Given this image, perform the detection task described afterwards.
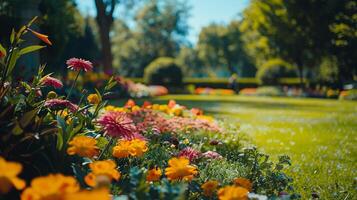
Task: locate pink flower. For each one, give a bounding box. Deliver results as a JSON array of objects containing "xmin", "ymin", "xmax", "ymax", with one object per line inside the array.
[
  {"xmin": 44, "ymin": 99, "xmax": 79, "ymax": 112},
  {"xmin": 178, "ymin": 147, "xmax": 201, "ymax": 162},
  {"xmin": 41, "ymin": 76, "xmax": 63, "ymax": 89},
  {"xmin": 66, "ymin": 58, "xmax": 93, "ymax": 72},
  {"xmin": 96, "ymin": 111, "xmax": 139, "ymax": 139},
  {"xmin": 202, "ymin": 151, "xmax": 222, "ymax": 159}
]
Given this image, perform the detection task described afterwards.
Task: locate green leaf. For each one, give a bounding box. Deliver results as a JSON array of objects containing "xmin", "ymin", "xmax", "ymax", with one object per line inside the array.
[
  {"xmin": 26, "ymin": 16, "xmax": 38, "ymax": 28},
  {"xmin": 10, "ymin": 29, "xmax": 15, "ymax": 43},
  {"xmin": 0, "ymin": 43, "xmax": 6, "ymax": 57},
  {"xmin": 19, "ymin": 45, "xmax": 45, "ymax": 56},
  {"xmin": 7, "ymin": 48, "xmax": 20, "ymax": 76},
  {"xmin": 20, "ymin": 81, "xmax": 32, "ymax": 92},
  {"xmin": 94, "ymin": 88, "xmax": 102, "ymax": 102},
  {"xmin": 56, "ymin": 115, "xmax": 67, "ymax": 150},
  {"xmin": 19, "ymin": 109, "xmax": 39, "ymax": 128}
]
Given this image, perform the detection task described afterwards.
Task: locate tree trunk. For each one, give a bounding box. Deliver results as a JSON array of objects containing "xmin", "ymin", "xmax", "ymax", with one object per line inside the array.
[
  {"xmin": 98, "ymin": 21, "xmax": 113, "ymax": 72},
  {"xmin": 95, "ymin": 0, "xmax": 115, "ymax": 72}
]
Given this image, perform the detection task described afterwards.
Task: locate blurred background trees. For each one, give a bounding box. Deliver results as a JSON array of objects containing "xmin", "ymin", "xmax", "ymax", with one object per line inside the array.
[{"xmin": 0, "ymin": 0, "xmax": 355, "ymax": 87}]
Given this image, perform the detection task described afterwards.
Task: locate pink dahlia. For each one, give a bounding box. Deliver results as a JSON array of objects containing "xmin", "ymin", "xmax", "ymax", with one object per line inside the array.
[
  {"xmin": 66, "ymin": 58, "xmax": 93, "ymax": 72},
  {"xmin": 202, "ymin": 151, "xmax": 222, "ymax": 159},
  {"xmin": 41, "ymin": 76, "xmax": 63, "ymax": 89},
  {"xmin": 44, "ymin": 99, "xmax": 79, "ymax": 112},
  {"xmin": 178, "ymin": 147, "xmax": 201, "ymax": 162},
  {"xmin": 96, "ymin": 111, "xmax": 139, "ymax": 139}
]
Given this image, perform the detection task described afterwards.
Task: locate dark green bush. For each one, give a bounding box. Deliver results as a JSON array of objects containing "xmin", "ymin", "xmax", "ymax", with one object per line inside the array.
[
  {"xmin": 144, "ymin": 57, "xmax": 183, "ymax": 86},
  {"xmin": 257, "ymin": 59, "xmax": 297, "ymax": 85}
]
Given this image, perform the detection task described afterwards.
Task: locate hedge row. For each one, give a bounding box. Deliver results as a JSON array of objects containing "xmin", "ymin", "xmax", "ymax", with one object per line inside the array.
[{"xmin": 127, "ymin": 77, "xmax": 309, "ymax": 89}]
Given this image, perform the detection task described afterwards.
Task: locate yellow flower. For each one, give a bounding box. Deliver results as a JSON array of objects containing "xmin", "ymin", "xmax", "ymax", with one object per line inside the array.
[
  {"xmin": 217, "ymin": 185, "xmax": 248, "ymax": 200},
  {"xmin": 165, "ymin": 157, "xmax": 198, "ymax": 181},
  {"xmin": 21, "ymin": 174, "xmax": 79, "ymax": 200},
  {"xmin": 131, "ymin": 105, "xmax": 141, "ymax": 112},
  {"xmin": 182, "ymin": 138, "xmax": 189, "ymax": 145},
  {"xmin": 0, "ymin": 157, "xmax": 25, "ymax": 194},
  {"xmin": 112, "ymin": 139, "xmax": 148, "ymax": 158},
  {"xmin": 64, "ymin": 189, "xmax": 110, "ymax": 200},
  {"xmin": 61, "ymin": 110, "xmax": 72, "ymax": 124},
  {"xmin": 196, "ymin": 115, "xmax": 214, "ymax": 122},
  {"xmin": 112, "ymin": 140, "xmax": 132, "ymax": 158},
  {"xmin": 87, "ymin": 94, "xmax": 100, "ymax": 104},
  {"xmin": 233, "ymin": 178, "xmax": 252, "ymax": 192},
  {"xmin": 67, "ymin": 136, "xmax": 99, "ymax": 158},
  {"xmin": 84, "ymin": 160, "xmax": 120, "ymax": 187},
  {"xmin": 169, "ymin": 107, "xmax": 183, "ymax": 116},
  {"xmin": 201, "ymin": 180, "xmax": 219, "ymax": 196},
  {"xmin": 159, "ymin": 105, "xmax": 169, "ymax": 113},
  {"xmin": 128, "ymin": 139, "xmax": 148, "ymax": 157},
  {"xmin": 104, "ymin": 105, "xmax": 116, "ymax": 111},
  {"xmin": 146, "ymin": 167, "xmax": 162, "ymax": 182}
]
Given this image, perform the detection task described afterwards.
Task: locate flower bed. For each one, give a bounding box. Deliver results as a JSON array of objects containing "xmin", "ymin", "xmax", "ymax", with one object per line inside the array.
[{"xmin": 0, "ymin": 19, "xmax": 299, "ymax": 200}]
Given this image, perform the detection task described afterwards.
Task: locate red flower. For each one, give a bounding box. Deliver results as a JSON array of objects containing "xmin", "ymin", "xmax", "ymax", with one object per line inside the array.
[
  {"xmin": 96, "ymin": 111, "xmax": 139, "ymax": 139},
  {"xmin": 66, "ymin": 58, "xmax": 93, "ymax": 72},
  {"xmin": 44, "ymin": 99, "xmax": 79, "ymax": 112},
  {"xmin": 41, "ymin": 76, "xmax": 63, "ymax": 89},
  {"xmin": 178, "ymin": 147, "xmax": 201, "ymax": 162}
]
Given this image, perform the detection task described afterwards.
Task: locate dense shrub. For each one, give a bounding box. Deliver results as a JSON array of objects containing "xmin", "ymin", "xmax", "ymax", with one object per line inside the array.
[
  {"xmin": 144, "ymin": 57, "xmax": 183, "ymax": 86},
  {"xmin": 256, "ymin": 86, "xmax": 284, "ymax": 96},
  {"xmin": 257, "ymin": 59, "xmax": 297, "ymax": 85}
]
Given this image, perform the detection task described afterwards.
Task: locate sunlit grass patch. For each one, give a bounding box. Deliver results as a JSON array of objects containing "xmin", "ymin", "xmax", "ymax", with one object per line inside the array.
[{"xmin": 153, "ymin": 95, "xmax": 357, "ymax": 199}]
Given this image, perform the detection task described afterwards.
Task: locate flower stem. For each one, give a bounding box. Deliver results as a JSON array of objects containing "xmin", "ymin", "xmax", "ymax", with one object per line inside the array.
[
  {"xmin": 98, "ymin": 137, "xmax": 114, "ymax": 160},
  {"xmin": 66, "ymin": 70, "xmax": 81, "ymax": 100}
]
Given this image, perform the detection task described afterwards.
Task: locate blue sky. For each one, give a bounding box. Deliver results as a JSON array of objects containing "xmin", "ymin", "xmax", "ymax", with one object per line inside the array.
[{"xmin": 76, "ymin": 0, "xmax": 250, "ymax": 44}]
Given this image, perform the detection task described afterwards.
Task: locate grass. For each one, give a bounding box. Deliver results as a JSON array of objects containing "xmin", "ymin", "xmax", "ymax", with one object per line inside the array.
[{"xmin": 148, "ymin": 95, "xmax": 357, "ymax": 199}]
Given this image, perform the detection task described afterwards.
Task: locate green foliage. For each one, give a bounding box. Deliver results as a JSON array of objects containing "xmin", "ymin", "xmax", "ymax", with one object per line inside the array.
[
  {"xmin": 256, "ymin": 86, "xmax": 283, "ymax": 96},
  {"xmin": 144, "ymin": 57, "xmax": 183, "ymax": 86},
  {"xmin": 240, "ymin": 0, "xmax": 357, "ymax": 85},
  {"xmin": 196, "ymin": 21, "xmax": 255, "ymax": 77},
  {"xmin": 256, "ymin": 59, "xmax": 297, "ymax": 85},
  {"xmin": 112, "ymin": 0, "xmax": 189, "ymax": 77},
  {"xmin": 317, "ymin": 56, "xmax": 339, "ymax": 83}
]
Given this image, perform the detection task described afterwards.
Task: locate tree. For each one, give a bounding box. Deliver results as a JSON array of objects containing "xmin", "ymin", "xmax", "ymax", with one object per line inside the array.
[
  {"xmin": 197, "ymin": 21, "xmax": 254, "ymax": 77},
  {"xmin": 240, "ymin": 0, "xmax": 357, "ymax": 87},
  {"xmin": 112, "ymin": 0, "xmax": 189, "ymax": 77},
  {"xmin": 176, "ymin": 46, "xmax": 203, "ymax": 77},
  {"xmin": 94, "ymin": 0, "xmax": 117, "ymax": 72}
]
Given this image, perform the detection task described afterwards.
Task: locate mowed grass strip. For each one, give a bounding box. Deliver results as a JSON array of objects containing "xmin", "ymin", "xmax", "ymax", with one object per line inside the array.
[{"xmin": 151, "ymin": 95, "xmax": 357, "ymax": 199}]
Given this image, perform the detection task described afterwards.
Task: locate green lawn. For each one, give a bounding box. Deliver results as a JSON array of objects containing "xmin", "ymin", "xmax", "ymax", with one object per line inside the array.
[{"xmin": 151, "ymin": 95, "xmax": 357, "ymax": 199}]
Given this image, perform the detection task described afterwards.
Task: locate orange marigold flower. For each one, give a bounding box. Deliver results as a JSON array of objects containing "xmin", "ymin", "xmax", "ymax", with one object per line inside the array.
[
  {"xmin": 128, "ymin": 139, "xmax": 148, "ymax": 157},
  {"xmin": 146, "ymin": 167, "xmax": 162, "ymax": 182},
  {"xmin": 217, "ymin": 185, "xmax": 248, "ymax": 200},
  {"xmin": 165, "ymin": 157, "xmax": 198, "ymax": 181},
  {"xmin": 0, "ymin": 157, "xmax": 25, "ymax": 194},
  {"xmin": 67, "ymin": 136, "xmax": 99, "ymax": 158},
  {"xmin": 21, "ymin": 174, "xmax": 79, "ymax": 200},
  {"xmin": 64, "ymin": 189, "xmax": 110, "ymax": 200},
  {"xmin": 112, "ymin": 139, "xmax": 148, "ymax": 158},
  {"xmin": 125, "ymin": 99, "xmax": 136, "ymax": 108},
  {"xmin": 27, "ymin": 28, "xmax": 52, "ymax": 45},
  {"xmin": 201, "ymin": 180, "xmax": 219, "ymax": 197},
  {"xmin": 233, "ymin": 178, "xmax": 252, "ymax": 192},
  {"xmin": 87, "ymin": 94, "xmax": 100, "ymax": 104},
  {"xmin": 84, "ymin": 160, "xmax": 120, "ymax": 187},
  {"xmin": 112, "ymin": 140, "xmax": 131, "ymax": 158}
]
